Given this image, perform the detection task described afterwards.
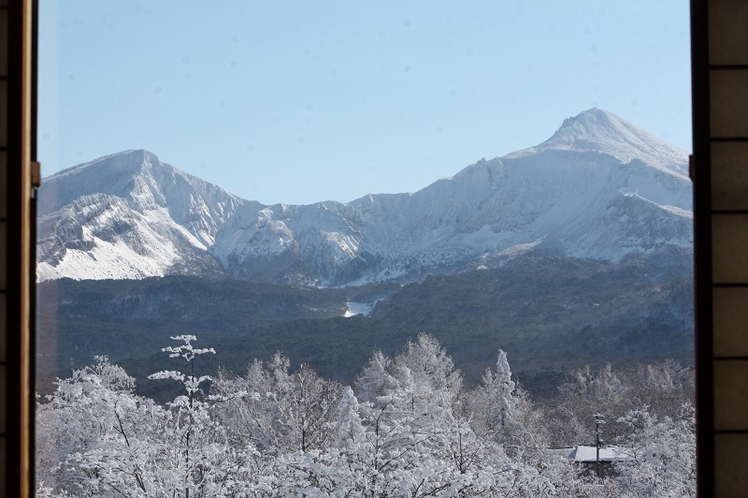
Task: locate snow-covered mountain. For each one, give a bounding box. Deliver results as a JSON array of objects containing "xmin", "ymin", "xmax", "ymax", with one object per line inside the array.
[
  {"xmin": 37, "ymin": 109, "xmax": 692, "ymax": 286},
  {"xmin": 37, "ymin": 150, "xmax": 249, "ymax": 280}
]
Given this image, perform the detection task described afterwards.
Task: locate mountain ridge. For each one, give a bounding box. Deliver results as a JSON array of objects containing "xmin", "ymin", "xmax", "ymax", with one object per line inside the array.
[{"xmin": 37, "ymin": 108, "xmax": 692, "ymax": 286}]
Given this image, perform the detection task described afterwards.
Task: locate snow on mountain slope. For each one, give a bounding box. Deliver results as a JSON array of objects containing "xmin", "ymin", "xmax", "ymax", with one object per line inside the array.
[
  {"xmin": 507, "ymin": 108, "xmax": 688, "ymax": 175},
  {"xmin": 37, "ymin": 150, "xmax": 247, "ymax": 281},
  {"xmin": 37, "ymin": 109, "xmax": 693, "ymax": 286},
  {"xmin": 212, "ymin": 109, "xmax": 691, "ymax": 286}
]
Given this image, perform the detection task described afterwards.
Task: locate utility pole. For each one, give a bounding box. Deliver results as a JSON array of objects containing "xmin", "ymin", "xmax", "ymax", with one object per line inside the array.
[{"xmin": 594, "ymin": 413, "xmax": 605, "ymax": 478}]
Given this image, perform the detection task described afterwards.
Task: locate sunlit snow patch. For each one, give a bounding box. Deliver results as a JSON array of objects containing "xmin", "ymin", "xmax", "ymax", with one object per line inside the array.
[
  {"xmin": 497, "ymin": 239, "xmax": 543, "ymax": 257},
  {"xmin": 344, "ymin": 301, "xmax": 376, "ymax": 317}
]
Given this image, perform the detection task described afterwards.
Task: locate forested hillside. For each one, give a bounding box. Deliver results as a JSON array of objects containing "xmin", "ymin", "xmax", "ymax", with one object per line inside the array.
[{"xmin": 39, "ymin": 251, "xmax": 693, "ymax": 400}]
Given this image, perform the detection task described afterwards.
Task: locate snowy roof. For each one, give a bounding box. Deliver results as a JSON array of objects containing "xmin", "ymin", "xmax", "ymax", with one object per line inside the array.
[{"xmin": 568, "ymin": 445, "xmax": 630, "ymax": 463}]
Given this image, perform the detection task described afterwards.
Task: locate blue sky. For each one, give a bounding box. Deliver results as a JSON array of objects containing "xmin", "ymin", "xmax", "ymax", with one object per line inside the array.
[{"xmin": 38, "ymin": 1, "xmax": 691, "ymax": 206}]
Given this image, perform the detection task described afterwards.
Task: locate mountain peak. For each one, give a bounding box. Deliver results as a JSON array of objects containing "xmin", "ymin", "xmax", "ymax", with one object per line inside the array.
[
  {"xmin": 37, "ymin": 149, "xmax": 249, "ymax": 282},
  {"xmin": 39, "ymin": 149, "xmax": 166, "ymax": 216},
  {"xmin": 507, "ymin": 108, "xmax": 688, "ymax": 175},
  {"xmin": 551, "ymin": 108, "xmax": 650, "ymax": 147},
  {"xmin": 556, "ymin": 107, "xmax": 623, "ymax": 133},
  {"xmin": 60, "ymin": 149, "xmax": 155, "ymax": 176}
]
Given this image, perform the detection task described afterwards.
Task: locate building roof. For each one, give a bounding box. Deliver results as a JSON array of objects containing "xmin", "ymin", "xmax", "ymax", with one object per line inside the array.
[{"xmin": 568, "ymin": 445, "xmax": 630, "ymax": 463}]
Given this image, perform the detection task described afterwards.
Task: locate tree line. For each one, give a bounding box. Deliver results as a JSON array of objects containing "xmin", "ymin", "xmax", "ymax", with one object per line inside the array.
[{"xmin": 37, "ymin": 334, "xmax": 694, "ymax": 497}]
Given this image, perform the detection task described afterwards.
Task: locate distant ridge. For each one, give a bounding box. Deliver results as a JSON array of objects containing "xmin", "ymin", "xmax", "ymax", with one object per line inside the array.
[{"xmin": 37, "ymin": 109, "xmax": 692, "ymax": 286}]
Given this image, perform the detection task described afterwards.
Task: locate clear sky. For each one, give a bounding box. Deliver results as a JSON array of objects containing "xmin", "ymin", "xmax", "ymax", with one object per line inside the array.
[{"xmin": 38, "ymin": 1, "xmax": 691, "ymax": 206}]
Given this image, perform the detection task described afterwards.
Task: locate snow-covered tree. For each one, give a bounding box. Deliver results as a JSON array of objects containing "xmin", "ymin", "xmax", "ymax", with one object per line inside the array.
[
  {"xmin": 213, "ymin": 353, "xmax": 342, "ymax": 455},
  {"xmin": 392, "ymin": 334, "xmax": 463, "ymax": 423},
  {"xmin": 36, "ymin": 355, "xmax": 158, "ymax": 494},
  {"xmin": 38, "ymin": 337, "xmax": 267, "ymax": 497},
  {"xmin": 333, "ymin": 386, "xmax": 365, "ymax": 453},
  {"xmin": 36, "ymin": 334, "xmax": 694, "ymax": 497},
  {"xmin": 559, "ymin": 363, "xmax": 625, "ymax": 401},
  {"xmin": 615, "ymin": 404, "xmax": 696, "ymax": 497},
  {"xmin": 354, "ymin": 349, "xmax": 399, "ymax": 405},
  {"xmin": 485, "ymin": 349, "xmax": 516, "ymax": 430}
]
